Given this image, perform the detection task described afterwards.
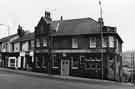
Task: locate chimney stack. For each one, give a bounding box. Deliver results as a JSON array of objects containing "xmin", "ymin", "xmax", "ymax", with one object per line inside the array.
[
  {"xmin": 45, "ymin": 11, "xmax": 51, "ymax": 21},
  {"xmin": 60, "ymin": 16, "xmax": 63, "ymax": 21}
]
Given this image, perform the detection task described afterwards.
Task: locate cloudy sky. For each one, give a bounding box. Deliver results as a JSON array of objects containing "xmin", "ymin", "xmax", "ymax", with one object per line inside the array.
[{"xmin": 0, "ymin": 0, "xmax": 134, "ymax": 51}]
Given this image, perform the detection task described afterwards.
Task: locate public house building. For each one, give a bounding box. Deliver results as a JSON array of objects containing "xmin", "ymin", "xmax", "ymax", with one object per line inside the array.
[{"xmin": 34, "ymin": 11, "xmax": 123, "ymax": 81}]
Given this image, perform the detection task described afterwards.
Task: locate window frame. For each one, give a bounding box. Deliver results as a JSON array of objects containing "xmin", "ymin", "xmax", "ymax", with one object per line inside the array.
[
  {"xmin": 71, "ymin": 56, "xmax": 80, "ymax": 69},
  {"xmin": 102, "ymin": 36, "xmax": 108, "ymax": 48},
  {"xmin": 109, "ymin": 36, "xmax": 114, "ymax": 48},
  {"xmin": 89, "ymin": 37, "xmax": 96, "ymax": 48},
  {"xmin": 43, "ymin": 39, "xmax": 47, "ymax": 47},
  {"xmin": 36, "ymin": 39, "xmax": 40, "ymax": 47},
  {"xmin": 72, "ymin": 38, "xmax": 78, "ymax": 48},
  {"xmin": 52, "ymin": 55, "xmax": 59, "ymax": 69}
]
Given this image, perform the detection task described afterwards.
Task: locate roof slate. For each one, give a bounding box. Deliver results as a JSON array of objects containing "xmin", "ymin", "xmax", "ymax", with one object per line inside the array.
[
  {"xmin": 50, "ymin": 17, "xmax": 100, "ymax": 36},
  {"xmin": 0, "ymin": 34, "xmax": 18, "ymax": 43},
  {"xmin": 12, "ymin": 32, "xmax": 34, "ymax": 43}
]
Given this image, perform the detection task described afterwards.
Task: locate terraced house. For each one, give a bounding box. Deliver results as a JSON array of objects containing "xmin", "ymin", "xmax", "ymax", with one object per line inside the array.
[
  {"xmin": 0, "ymin": 25, "xmax": 34, "ymax": 70},
  {"xmin": 0, "ymin": 34, "xmax": 19, "ymax": 68},
  {"xmin": 34, "ymin": 11, "xmax": 123, "ymax": 81},
  {"xmin": 11, "ymin": 26, "xmax": 34, "ymax": 70}
]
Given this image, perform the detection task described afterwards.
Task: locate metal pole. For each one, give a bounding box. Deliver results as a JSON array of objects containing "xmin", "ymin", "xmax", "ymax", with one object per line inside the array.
[
  {"xmin": 99, "ymin": 0, "xmax": 103, "ymax": 18},
  {"xmin": 131, "ymin": 53, "xmax": 133, "ymax": 83},
  {"xmin": 48, "ymin": 24, "xmax": 52, "ymax": 74},
  {"xmin": 98, "ymin": 0, "xmax": 104, "ymax": 80},
  {"xmin": 101, "ymin": 23, "xmax": 104, "ymax": 80},
  {"xmin": 133, "ymin": 53, "xmax": 134, "ymax": 83}
]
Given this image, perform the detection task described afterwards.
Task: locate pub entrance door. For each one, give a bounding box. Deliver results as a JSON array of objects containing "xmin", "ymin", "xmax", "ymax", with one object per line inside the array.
[{"xmin": 61, "ymin": 59, "xmax": 70, "ymax": 76}]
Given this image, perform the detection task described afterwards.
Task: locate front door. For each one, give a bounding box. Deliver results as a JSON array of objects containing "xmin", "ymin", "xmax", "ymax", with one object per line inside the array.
[
  {"xmin": 21, "ymin": 56, "xmax": 24, "ymax": 69},
  {"xmin": 61, "ymin": 59, "xmax": 70, "ymax": 76}
]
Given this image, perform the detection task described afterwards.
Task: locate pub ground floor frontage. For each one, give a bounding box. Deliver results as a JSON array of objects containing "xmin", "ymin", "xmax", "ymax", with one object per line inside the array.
[
  {"xmin": 0, "ymin": 51, "xmax": 122, "ymax": 81},
  {"xmin": 34, "ymin": 52, "xmax": 122, "ymax": 81},
  {"xmin": 0, "ymin": 51, "xmax": 34, "ymax": 71},
  {"xmin": 0, "ymin": 52, "xmax": 19, "ymax": 68}
]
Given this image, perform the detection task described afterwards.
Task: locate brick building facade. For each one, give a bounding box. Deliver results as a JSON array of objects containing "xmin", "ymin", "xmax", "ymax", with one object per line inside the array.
[{"xmin": 34, "ymin": 12, "xmax": 123, "ymax": 81}]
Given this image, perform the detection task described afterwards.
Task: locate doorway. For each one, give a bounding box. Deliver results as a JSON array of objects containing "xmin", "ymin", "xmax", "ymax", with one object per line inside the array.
[{"xmin": 61, "ymin": 59, "xmax": 70, "ymax": 76}]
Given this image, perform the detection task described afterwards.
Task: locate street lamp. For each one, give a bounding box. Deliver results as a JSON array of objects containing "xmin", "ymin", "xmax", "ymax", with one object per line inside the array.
[{"xmin": 0, "ymin": 24, "xmax": 10, "ymax": 36}]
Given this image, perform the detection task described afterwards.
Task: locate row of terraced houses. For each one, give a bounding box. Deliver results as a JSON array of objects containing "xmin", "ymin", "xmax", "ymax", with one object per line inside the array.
[{"xmin": 0, "ymin": 11, "xmax": 123, "ymax": 81}]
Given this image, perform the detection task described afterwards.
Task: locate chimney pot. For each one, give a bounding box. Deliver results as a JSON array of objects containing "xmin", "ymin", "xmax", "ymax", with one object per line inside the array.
[
  {"xmin": 45, "ymin": 11, "xmax": 51, "ymax": 18},
  {"xmin": 60, "ymin": 16, "xmax": 63, "ymax": 21}
]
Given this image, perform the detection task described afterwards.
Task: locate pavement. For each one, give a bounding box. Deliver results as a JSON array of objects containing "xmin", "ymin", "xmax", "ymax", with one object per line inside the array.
[
  {"xmin": 0, "ymin": 68, "xmax": 134, "ymax": 87},
  {"xmin": 1, "ymin": 70, "xmax": 135, "ymax": 89}
]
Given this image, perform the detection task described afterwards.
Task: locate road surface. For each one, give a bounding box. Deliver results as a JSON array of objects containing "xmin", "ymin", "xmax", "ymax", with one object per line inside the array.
[{"xmin": 0, "ymin": 71, "xmax": 134, "ymax": 89}]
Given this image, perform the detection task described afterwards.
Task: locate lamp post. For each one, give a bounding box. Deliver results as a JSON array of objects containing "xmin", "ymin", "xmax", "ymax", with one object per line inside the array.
[{"xmin": 0, "ymin": 24, "xmax": 10, "ymax": 36}]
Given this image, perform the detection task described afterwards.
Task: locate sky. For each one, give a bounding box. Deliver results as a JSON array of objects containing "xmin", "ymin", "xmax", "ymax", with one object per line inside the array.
[{"xmin": 0, "ymin": 0, "xmax": 134, "ymax": 51}]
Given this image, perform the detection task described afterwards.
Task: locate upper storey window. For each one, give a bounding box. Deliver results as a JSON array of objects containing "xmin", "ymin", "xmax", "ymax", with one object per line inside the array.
[
  {"xmin": 36, "ymin": 39, "xmax": 40, "ymax": 47},
  {"xmin": 109, "ymin": 36, "xmax": 114, "ymax": 48},
  {"xmin": 102, "ymin": 37, "xmax": 108, "ymax": 48},
  {"xmin": 89, "ymin": 37, "xmax": 96, "ymax": 48},
  {"xmin": 43, "ymin": 39, "xmax": 47, "ymax": 47},
  {"xmin": 72, "ymin": 38, "xmax": 78, "ymax": 48},
  {"xmin": 31, "ymin": 40, "xmax": 34, "ymax": 49}
]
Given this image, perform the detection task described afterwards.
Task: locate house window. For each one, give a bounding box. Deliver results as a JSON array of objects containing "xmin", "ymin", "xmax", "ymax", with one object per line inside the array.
[
  {"xmin": 35, "ymin": 56, "xmax": 41, "ymax": 68},
  {"xmin": 85, "ymin": 62, "xmax": 96, "ymax": 70},
  {"xmin": 31, "ymin": 40, "xmax": 34, "ymax": 48},
  {"xmin": 102, "ymin": 37, "xmax": 108, "ymax": 48},
  {"xmin": 52, "ymin": 55, "xmax": 59, "ymax": 69},
  {"xmin": 109, "ymin": 36, "xmax": 114, "ymax": 48},
  {"xmin": 36, "ymin": 39, "xmax": 40, "ymax": 47},
  {"xmin": 42, "ymin": 56, "xmax": 47, "ymax": 68},
  {"xmin": 72, "ymin": 38, "xmax": 78, "ymax": 48},
  {"xmin": 2, "ymin": 43, "xmax": 5, "ymax": 48},
  {"xmin": 71, "ymin": 57, "xmax": 79, "ymax": 69},
  {"xmin": 43, "ymin": 39, "xmax": 47, "ymax": 47},
  {"xmin": 89, "ymin": 37, "xmax": 96, "ymax": 48}
]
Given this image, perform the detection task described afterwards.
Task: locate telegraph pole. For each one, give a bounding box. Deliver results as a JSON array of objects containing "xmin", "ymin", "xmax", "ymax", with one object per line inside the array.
[
  {"xmin": 132, "ymin": 52, "xmax": 134, "ymax": 83},
  {"xmin": 98, "ymin": 0, "xmax": 104, "ymax": 80}
]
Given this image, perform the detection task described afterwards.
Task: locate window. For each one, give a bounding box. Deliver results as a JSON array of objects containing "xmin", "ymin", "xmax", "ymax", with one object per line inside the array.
[
  {"xmin": 72, "ymin": 38, "xmax": 78, "ymax": 48},
  {"xmin": 2, "ymin": 43, "xmax": 5, "ymax": 48},
  {"xmin": 89, "ymin": 37, "xmax": 96, "ymax": 48},
  {"xmin": 71, "ymin": 57, "xmax": 79, "ymax": 69},
  {"xmin": 31, "ymin": 40, "xmax": 34, "ymax": 48},
  {"xmin": 43, "ymin": 39, "xmax": 47, "ymax": 47},
  {"xmin": 102, "ymin": 37, "xmax": 108, "ymax": 48},
  {"xmin": 109, "ymin": 36, "xmax": 114, "ymax": 48},
  {"xmin": 36, "ymin": 39, "xmax": 40, "ymax": 47},
  {"xmin": 52, "ymin": 55, "xmax": 59, "ymax": 68},
  {"xmin": 42, "ymin": 56, "xmax": 47, "ymax": 68},
  {"xmin": 85, "ymin": 62, "xmax": 96, "ymax": 70},
  {"xmin": 35, "ymin": 56, "xmax": 41, "ymax": 68},
  {"xmin": 10, "ymin": 59, "xmax": 15, "ymax": 63}
]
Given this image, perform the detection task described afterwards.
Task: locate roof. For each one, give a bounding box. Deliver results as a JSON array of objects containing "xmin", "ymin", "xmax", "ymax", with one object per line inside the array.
[
  {"xmin": 50, "ymin": 17, "xmax": 100, "ymax": 36},
  {"xmin": 0, "ymin": 34, "xmax": 18, "ymax": 43},
  {"xmin": 12, "ymin": 32, "xmax": 34, "ymax": 43}
]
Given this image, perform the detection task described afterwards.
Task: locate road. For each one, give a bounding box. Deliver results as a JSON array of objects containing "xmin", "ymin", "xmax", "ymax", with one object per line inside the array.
[{"xmin": 0, "ymin": 71, "xmax": 134, "ymax": 89}]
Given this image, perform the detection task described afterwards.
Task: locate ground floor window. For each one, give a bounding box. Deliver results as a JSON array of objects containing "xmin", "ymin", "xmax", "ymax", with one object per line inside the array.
[
  {"xmin": 85, "ymin": 62, "xmax": 96, "ymax": 70},
  {"xmin": 80, "ymin": 56, "xmax": 102, "ymax": 70},
  {"xmin": 41, "ymin": 55, "xmax": 47, "ymax": 68},
  {"xmin": 35, "ymin": 56, "xmax": 41, "ymax": 68},
  {"xmin": 52, "ymin": 55, "xmax": 59, "ymax": 69},
  {"xmin": 71, "ymin": 56, "xmax": 80, "ymax": 69}
]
